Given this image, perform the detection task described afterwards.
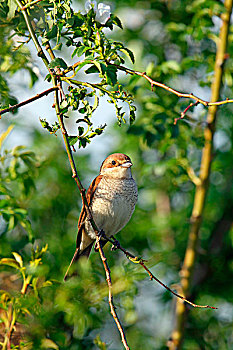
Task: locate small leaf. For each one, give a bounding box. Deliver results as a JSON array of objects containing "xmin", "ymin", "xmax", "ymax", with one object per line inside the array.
[
  {"xmin": 53, "ymin": 43, "xmax": 63, "ymax": 51},
  {"xmin": 78, "ymin": 126, "xmax": 84, "ymax": 136},
  {"xmin": 0, "ymin": 258, "xmax": 20, "ymax": 270},
  {"xmin": 92, "ymin": 95, "xmax": 99, "ymax": 112},
  {"xmin": 93, "ymin": 61, "xmax": 104, "ymax": 74},
  {"xmin": 42, "ymin": 280, "xmax": 53, "ymax": 288},
  {"xmin": 45, "ymin": 25, "xmax": 58, "ymax": 39},
  {"xmin": 12, "ymin": 252, "xmax": 23, "ymax": 268},
  {"xmin": 68, "ymin": 135, "xmax": 79, "ymax": 146},
  {"xmin": 73, "ymin": 60, "xmax": 91, "ymax": 73},
  {"xmin": 41, "ymin": 338, "xmax": 59, "ymax": 349},
  {"xmin": 85, "ymin": 65, "xmax": 100, "ymax": 74},
  {"xmin": 105, "ymin": 66, "xmax": 117, "ymax": 86},
  {"xmin": 120, "ymin": 48, "xmax": 135, "ymax": 63},
  {"xmin": 79, "ymin": 137, "xmax": 89, "ymax": 148},
  {"xmin": 49, "ymin": 58, "xmax": 67, "ymax": 69},
  {"xmin": 111, "ymin": 15, "xmax": 123, "ymax": 29},
  {"xmin": 7, "ymin": 0, "xmax": 17, "ymax": 20},
  {"xmin": 73, "ymin": 45, "xmax": 91, "ymax": 58},
  {"xmin": 0, "ymin": 125, "xmax": 14, "ymax": 149}
]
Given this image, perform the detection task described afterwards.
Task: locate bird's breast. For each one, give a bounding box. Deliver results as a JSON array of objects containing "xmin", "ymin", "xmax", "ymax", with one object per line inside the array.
[{"xmin": 86, "ymin": 177, "xmax": 137, "ymax": 238}]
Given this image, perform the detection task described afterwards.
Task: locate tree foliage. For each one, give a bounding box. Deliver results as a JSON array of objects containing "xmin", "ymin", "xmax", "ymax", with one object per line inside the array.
[{"xmin": 0, "ymin": 0, "xmax": 233, "ymax": 349}]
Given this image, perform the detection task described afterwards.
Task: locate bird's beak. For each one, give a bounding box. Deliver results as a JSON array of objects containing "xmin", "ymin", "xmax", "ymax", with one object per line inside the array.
[{"xmin": 120, "ymin": 161, "xmax": 132, "ymax": 168}]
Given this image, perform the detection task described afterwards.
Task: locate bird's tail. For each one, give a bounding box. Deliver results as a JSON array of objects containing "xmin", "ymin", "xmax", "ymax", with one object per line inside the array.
[{"xmin": 63, "ymin": 243, "xmax": 93, "ymax": 281}]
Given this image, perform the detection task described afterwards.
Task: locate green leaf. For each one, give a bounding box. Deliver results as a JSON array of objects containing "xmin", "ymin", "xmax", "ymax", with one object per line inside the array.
[
  {"xmin": 73, "ymin": 59, "xmax": 93, "ymax": 73},
  {"xmin": 0, "ymin": 258, "xmax": 20, "ymax": 270},
  {"xmin": 79, "ymin": 137, "xmax": 90, "ymax": 148},
  {"xmin": 93, "ymin": 61, "xmax": 104, "ymax": 74},
  {"xmin": 92, "ymin": 95, "xmax": 99, "ymax": 112},
  {"xmin": 69, "ymin": 13, "xmax": 84, "ymax": 27},
  {"xmin": 130, "ymin": 110, "xmax": 136, "ymax": 125},
  {"xmin": 12, "ymin": 252, "xmax": 23, "ymax": 268},
  {"xmin": 7, "ymin": 0, "xmax": 17, "ymax": 20},
  {"xmin": 85, "ymin": 65, "xmax": 100, "ymax": 74},
  {"xmin": 73, "ymin": 46, "xmax": 91, "ymax": 58},
  {"xmin": 119, "ymin": 48, "xmax": 135, "ymax": 64},
  {"xmin": 105, "ymin": 66, "xmax": 117, "ymax": 86},
  {"xmin": 78, "ymin": 126, "xmax": 84, "ymax": 136},
  {"xmin": 41, "ymin": 338, "xmax": 59, "ymax": 349},
  {"xmin": 0, "ymin": 125, "xmax": 14, "ymax": 150},
  {"xmin": 112, "ymin": 15, "xmax": 123, "ymax": 29},
  {"xmin": 68, "ymin": 136, "xmax": 79, "ymax": 146},
  {"xmin": 49, "ymin": 58, "xmax": 67, "ymax": 69},
  {"xmin": 45, "ymin": 25, "xmax": 58, "ymax": 39},
  {"xmin": 53, "ymin": 43, "xmax": 63, "ymax": 51}
]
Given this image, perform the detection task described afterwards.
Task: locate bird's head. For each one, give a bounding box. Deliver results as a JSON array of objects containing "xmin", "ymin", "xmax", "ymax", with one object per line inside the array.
[{"xmin": 100, "ymin": 153, "xmax": 133, "ymax": 179}]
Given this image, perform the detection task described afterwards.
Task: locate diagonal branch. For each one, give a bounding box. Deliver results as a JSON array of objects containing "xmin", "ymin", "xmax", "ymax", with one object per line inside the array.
[
  {"xmin": 104, "ymin": 236, "xmax": 216, "ymax": 310},
  {"xmin": 20, "ymin": 0, "xmax": 44, "ymax": 11},
  {"xmin": 96, "ymin": 235, "xmax": 130, "ymax": 350},
  {"xmin": 113, "ymin": 64, "xmax": 233, "ymax": 107},
  {"xmin": 0, "ymin": 87, "xmax": 58, "ymax": 116},
  {"xmin": 14, "ymin": 2, "xmax": 130, "ymax": 347},
  {"xmin": 65, "ymin": 59, "xmax": 233, "ymax": 108}
]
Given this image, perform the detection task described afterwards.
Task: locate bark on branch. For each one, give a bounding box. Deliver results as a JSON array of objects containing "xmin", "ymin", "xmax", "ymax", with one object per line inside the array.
[
  {"xmin": 14, "ymin": 2, "xmax": 130, "ymax": 348},
  {"xmin": 0, "ymin": 87, "xmax": 58, "ymax": 116}
]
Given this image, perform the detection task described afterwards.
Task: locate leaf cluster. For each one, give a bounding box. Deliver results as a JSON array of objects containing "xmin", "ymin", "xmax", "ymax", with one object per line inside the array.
[
  {"xmin": 1, "ymin": 0, "xmax": 137, "ymax": 148},
  {"xmin": 0, "ymin": 126, "xmax": 39, "ymax": 241}
]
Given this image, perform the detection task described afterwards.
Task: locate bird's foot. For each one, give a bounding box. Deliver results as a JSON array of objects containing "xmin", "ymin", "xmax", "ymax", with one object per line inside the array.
[
  {"xmin": 111, "ymin": 238, "xmax": 120, "ymax": 251},
  {"xmin": 94, "ymin": 229, "xmax": 107, "ymax": 251}
]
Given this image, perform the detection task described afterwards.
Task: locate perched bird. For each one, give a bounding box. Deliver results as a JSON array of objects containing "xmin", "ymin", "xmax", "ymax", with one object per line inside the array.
[{"xmin": 64, "ymin": 153, "xmax": 138, "ymax": 280}]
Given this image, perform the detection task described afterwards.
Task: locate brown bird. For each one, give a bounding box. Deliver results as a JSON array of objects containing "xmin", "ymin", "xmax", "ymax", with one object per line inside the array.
[{"xmin": 64, "ymin": 153, "xmax": 138, "ymax": 280}]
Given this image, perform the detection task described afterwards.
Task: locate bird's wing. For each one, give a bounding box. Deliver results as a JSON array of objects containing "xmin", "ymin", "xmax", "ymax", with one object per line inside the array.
[
  {"xmin": 64, "ymin": 175, "xmax": 103, "ymax": 281},
  {"xmin": 76, "ymin": 175, "xmax": 103, "ymax": 248}
]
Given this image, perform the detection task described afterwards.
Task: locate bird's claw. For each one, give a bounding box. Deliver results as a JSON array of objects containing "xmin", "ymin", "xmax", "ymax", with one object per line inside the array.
[
  {"xmin": 94, "ymin": 229, "xmax": 106, "ymax": 251},
  {"xmin": 111, "ymin": 239, "xmax": 120, "ymax": 251}
]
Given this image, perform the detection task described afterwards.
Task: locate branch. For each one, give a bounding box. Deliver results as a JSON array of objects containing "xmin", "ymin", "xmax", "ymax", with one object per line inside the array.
[
  {"xmin": 15, "ymin": 0, "xmax": 50, "ymax": 69},
  {"xmin": 174, "ymin": 101, "xmax": 199, "ymax": 125},
  {"xmin": 20, "ymin": 0, "xmax": 44, "ymax": 11},
  {"xmin": 0, "ymin": 87, "xmax": 58, "ymax": 116},
  {"xmin": 169, "ymin": 1, "xmax": 233, "ymax": 348},
  {"xmin": 114, "ymin": 64, "xmax": 233, "ymax": 107},
  {"xmin": 15, "ymin": 4, "xmax": 130, "ymax": 347},
  {"xmin": 96, "ymin": 235, "xmax": 130, "ymax": 350},
  {"xmin": 104, "ymin": 236, "xmax": 216, "ymax": 310},
  {"xmin": 64, "ymin": 58, "xmax": 233, "ymax": 115}
]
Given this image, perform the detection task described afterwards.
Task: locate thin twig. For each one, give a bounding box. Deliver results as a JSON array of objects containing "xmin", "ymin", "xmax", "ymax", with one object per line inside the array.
[
  {"xmin": 28, "ymin": 11, "xmax": 131, "ymax": 346},
  {"xmin": 20, "ymin": 0, "xmax": 44, "ymax": 11},
  {"xmin": 0, "ymin": 87, "xmax": 58, "ymax": 116},
  {"xmin": 96, "ymin": 235, "xmax": 130, "ymax": 350},
  {"xmin": 105, "ymin": 236, "xmax": 217, "ymax": 310},
  {"xmin": 174, "ymin": 101, "xmax": 199, "ymax": 125},
  {"xmin": 139, "ymin": 261, "xmax": 216, "ymax": 309},
  {"xmin": 186, "ymin": 167, "xmax": 202, "ymax": 186},
  {"xmin": 64, "ymin": 59, "xmax": 233, "ymax": 107},
  {"xmin": 113, "ymin": 64, "xmax": 233, "ymax": 107}
]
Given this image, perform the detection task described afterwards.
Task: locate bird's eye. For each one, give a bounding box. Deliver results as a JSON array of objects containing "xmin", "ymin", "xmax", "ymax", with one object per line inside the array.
[{"xmin": 112, "ymin": 160, "xmax": 116, "ymax": 165}]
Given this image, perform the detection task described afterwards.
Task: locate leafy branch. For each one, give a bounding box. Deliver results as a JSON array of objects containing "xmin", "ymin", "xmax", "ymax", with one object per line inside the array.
[{"xmin": 9, "ymin": 2, "xmax": 130, "ymax": 346}]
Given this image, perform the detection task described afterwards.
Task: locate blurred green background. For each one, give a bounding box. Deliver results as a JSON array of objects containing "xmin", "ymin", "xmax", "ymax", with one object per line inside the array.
[{"xmin": 1, "ymin": 0, "xmax": 233, "ymax": 349}]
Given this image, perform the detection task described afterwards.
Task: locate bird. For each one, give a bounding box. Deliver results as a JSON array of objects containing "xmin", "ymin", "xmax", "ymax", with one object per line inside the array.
[{"xmin": 64, "ymin": 153, "xmax": 138, "ymax": 280}]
